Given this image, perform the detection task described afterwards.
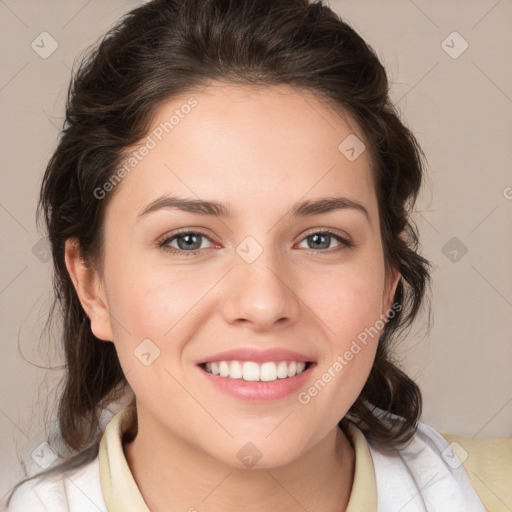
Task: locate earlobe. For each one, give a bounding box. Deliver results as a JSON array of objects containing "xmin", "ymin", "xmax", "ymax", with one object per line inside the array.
[{"xmin": 64, "ymin": 238, "xmax": 114, "ymax": 342}]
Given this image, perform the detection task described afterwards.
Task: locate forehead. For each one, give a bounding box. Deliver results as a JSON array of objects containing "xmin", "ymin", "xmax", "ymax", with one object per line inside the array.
[{"xmin": 108, "ymin": 82, "xmax": 377, "ymax": 222}]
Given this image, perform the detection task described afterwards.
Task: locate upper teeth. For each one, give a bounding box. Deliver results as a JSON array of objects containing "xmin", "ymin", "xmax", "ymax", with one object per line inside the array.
[{"xmin": 204, "ymin": 361, "xmax": 307, "ymax": 381}]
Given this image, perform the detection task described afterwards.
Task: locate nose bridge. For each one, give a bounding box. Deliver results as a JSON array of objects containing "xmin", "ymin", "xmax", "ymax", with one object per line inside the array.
[{"xmin": 221, "ymin": 235, "xmax": 300, "ymax": 329}]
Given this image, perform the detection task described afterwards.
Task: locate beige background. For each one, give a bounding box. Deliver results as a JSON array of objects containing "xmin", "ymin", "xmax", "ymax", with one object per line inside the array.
[{"xmin": 1, "ymin": 0, "xmax": 511, "ymax": 497}]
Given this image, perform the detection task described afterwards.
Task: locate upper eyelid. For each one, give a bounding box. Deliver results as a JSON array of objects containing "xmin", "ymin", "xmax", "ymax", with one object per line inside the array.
[
  {"xmin": 159, "ymin": 229, "xmax": 218, "ymax": 246},
  {"xmin": 159, "ymin": 228, "xmax": 352, "ymax": 248}
]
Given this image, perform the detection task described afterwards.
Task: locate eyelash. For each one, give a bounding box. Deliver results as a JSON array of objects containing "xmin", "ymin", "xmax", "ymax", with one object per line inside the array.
[{"xmin": 158, "ymin": 229, "xmax": 354, "ymax": 256}]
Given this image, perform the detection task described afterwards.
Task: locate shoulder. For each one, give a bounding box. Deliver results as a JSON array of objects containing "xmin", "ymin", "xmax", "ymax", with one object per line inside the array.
[
  {"xmin": 3, "ymin": 455, "xmax": 107, "ymax": 512},
  {"xmin": 366, "ymin": 420, "xmax": 496, "ymax": 511},
  {"xmin": 441, "ymin": 431, "xmax": 512, "ymax": 512}
]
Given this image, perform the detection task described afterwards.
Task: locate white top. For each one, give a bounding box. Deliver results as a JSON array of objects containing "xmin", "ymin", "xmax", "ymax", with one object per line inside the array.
[
  {"xmin": 3, "ymin": 406, "xmax": 498, "ymax": 512},
  {"xmin": 3, "ymin": 456, "xmax": 107, "ymax": 512}
]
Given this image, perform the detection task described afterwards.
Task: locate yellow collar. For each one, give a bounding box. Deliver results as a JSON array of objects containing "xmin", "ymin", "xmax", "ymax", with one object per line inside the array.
[{"xmin": 99, "ymin": 406, "xmax": 377, "ymax": 512}]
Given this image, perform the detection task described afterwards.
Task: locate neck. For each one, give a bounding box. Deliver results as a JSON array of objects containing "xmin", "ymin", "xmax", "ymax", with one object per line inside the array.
[{"xmin": 123, "ymin": 408, "xmax": 355, "ymax": 512}]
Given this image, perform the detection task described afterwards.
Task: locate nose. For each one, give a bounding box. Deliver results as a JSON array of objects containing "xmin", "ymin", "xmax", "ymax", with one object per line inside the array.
[{"xmin": 220, "ymin": 248, "xmax": 301, "ymax": 332}]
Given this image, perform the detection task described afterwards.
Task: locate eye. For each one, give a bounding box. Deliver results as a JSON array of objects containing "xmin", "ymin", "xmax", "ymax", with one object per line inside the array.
[
  {"xmin": 159, "ymin": 230, "xmax": 216, "ymax": 255},
  {"xmin": 297, "ymin": 230, "xmax": 354, "ymax": 252},
  {"xmin": 158, "ymin": 228, "xmax": 354, "ymax": 257}
]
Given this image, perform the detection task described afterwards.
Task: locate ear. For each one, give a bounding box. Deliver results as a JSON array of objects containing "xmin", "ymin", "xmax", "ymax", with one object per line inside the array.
[
  {"xmin": 64, "ymin": 238, "xmax": 114, "ymax": 342},
  {"xmin": 382, "ymin": 264, "xmax": 401, "ymax": 315},
  {"xmin": 382, "ymin": 231, "xmax": 405, "ymax": 314}
]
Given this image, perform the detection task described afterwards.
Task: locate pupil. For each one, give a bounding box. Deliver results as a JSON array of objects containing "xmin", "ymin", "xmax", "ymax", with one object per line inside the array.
[
  {"xmin": 179, "ymin": 234, "xmax": 200, "ymax": 250},
  {"xmin": 310, "ymin": 233, "xmax": 329, "ymax": 249}
]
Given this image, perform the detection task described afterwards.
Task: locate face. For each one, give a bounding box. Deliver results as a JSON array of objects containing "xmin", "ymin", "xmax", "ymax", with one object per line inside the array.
[{"xmin": 70, "ymin": 83, "xmax": 400, "ymax": 468}]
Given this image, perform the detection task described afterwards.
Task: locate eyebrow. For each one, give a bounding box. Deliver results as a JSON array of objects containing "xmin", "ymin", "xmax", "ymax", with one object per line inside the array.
[{"xmin": 136, "ymin": 194, "xmax": 370, "ymax": 224}]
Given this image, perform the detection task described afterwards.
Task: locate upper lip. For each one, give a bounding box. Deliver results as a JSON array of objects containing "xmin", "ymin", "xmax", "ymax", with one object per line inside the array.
[{"xmin": 195, "ymin": 347, "xmax": 315, "ymax": 365}]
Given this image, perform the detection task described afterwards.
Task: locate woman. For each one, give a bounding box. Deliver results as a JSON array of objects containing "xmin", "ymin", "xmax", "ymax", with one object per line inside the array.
[{"xmin": 3, "ymin": 0, "xmax": 510, "ymax": 511}]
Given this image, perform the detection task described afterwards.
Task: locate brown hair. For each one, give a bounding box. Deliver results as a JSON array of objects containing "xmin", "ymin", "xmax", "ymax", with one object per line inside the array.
[{"xmin": 5, "ymin": 0, "xmax": 431, "ymax": 504}]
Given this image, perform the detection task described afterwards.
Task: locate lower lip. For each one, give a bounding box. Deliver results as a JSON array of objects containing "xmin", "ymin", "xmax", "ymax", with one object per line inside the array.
[{"xmin": 197, "ymin": 364, "xmax": 316, "ymax": 401}]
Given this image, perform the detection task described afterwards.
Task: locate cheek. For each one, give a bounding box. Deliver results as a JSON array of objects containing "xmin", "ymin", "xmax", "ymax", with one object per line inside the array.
[
  {"xmin": 302, "ymin": 257, "xmax": 385, "ymax": 402},
  {"xmin": 104, "ymin": 263, "xmax": 205, "ymax": 394},
  {"xmin": 105, "ymin": 259, "xmax": 216, "ymax": 351},
  {"xmin": 307, "ymin": 261, "xmax": 385, "ymax": 339},
  {"xmin": 101, "ymin": 222, "xmax": 195, "ymax": 333}
]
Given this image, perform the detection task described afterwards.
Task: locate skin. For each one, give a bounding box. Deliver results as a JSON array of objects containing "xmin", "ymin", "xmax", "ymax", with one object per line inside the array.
[{"xmin": 65, "ymin": 83, "xmax": 401, "ymax": 512}]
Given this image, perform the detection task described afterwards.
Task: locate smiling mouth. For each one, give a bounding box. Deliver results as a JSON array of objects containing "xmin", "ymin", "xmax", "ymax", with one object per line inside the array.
[{"xmin": 198, "ymin": 360, "xmax": 315, "ymax": 382}]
